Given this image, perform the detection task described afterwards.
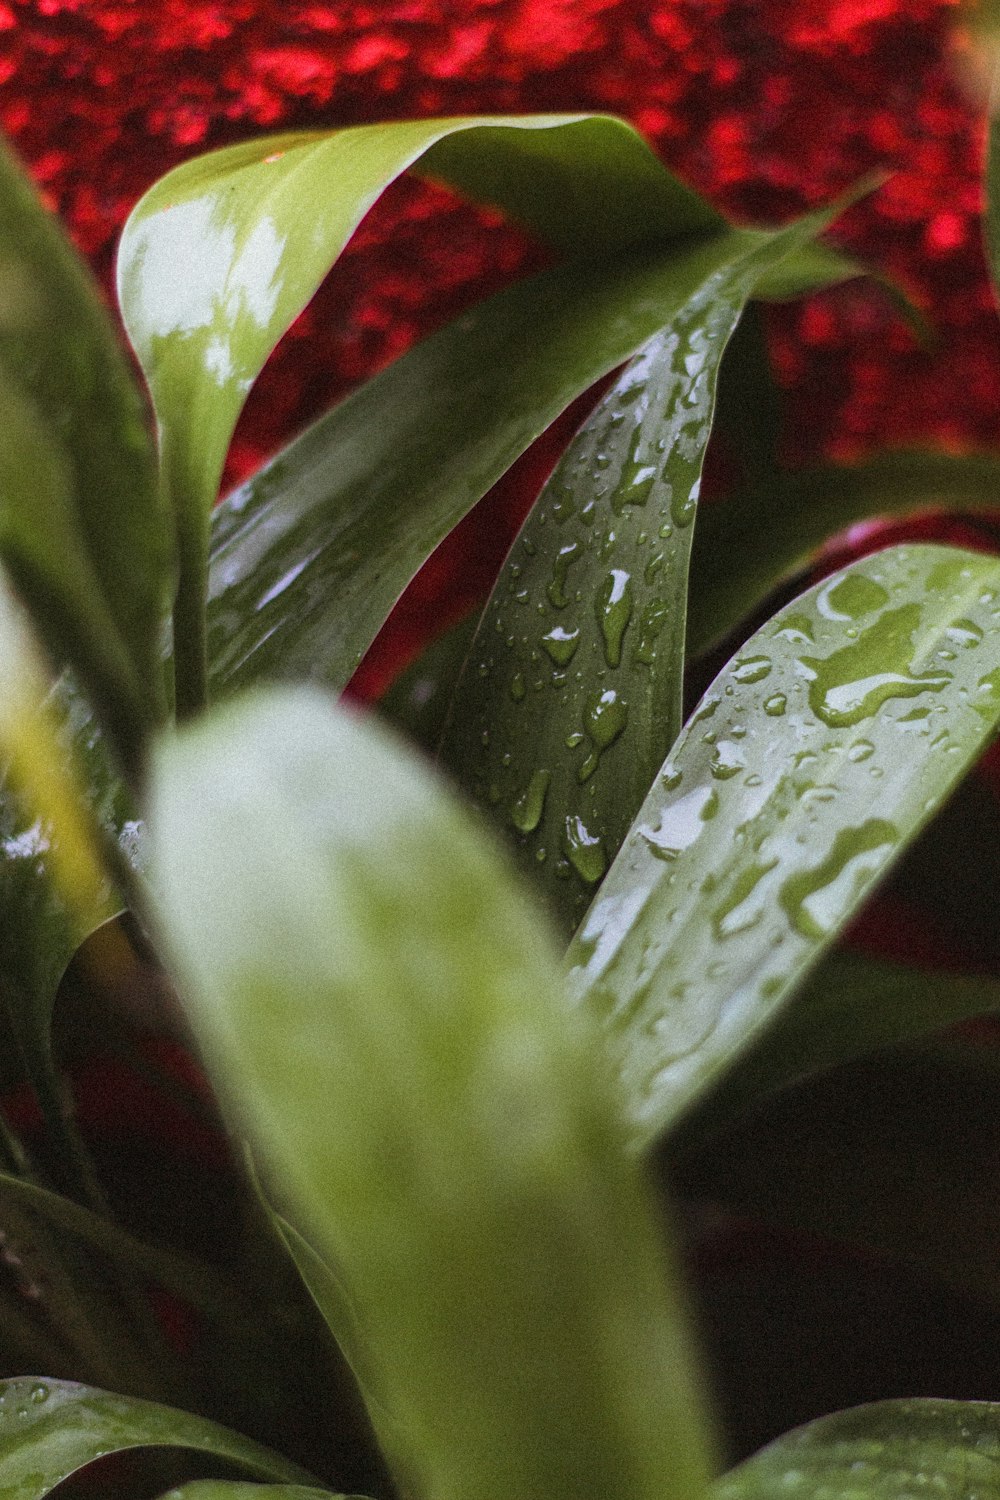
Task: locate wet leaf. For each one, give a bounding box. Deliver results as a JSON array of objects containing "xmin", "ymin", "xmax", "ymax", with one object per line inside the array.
[
  {"xmin": 118, "ymin": 113, "xmax": 719, "ymax": 715},
  {"xmin": 205, "ymin": 236, "xmax": 752, "ymax": 701},
  {"xmin": 687, "ymin": 449, "xmax": 1000, "ymax": 659},
  {"xmin": 0, "ymin": 1378, "xmax": 313, "ymax": 1497},
  {"xmin": 440, "ymin": 209, "xmax": 837, "ymax": 937},
  {"xmin": 149, "ymin": 686, "xmax": 716, "ymax": 1500},
  {"xmin": 716, "ymin": 1399, "xmax": 1000, "ymax": 1500},
  {"xmin": 0, "ymin": 141, "xmax": 168, "ymax": 770},
  {"xmin": 567, "ymin": 545, "xmax": 1000, "ymax": 1151}
]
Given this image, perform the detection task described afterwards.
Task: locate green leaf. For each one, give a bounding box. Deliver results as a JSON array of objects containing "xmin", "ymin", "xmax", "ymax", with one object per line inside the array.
[
  {"xmin": 0, "ymin": 141, "xmax": 168, "ymax": 770},
  {"xmin": 673, "ymin": 948, "xmax": 1000, "ymax": 1152},
  {"xmin": 750, "ymin": 240, "xmax": 866, "ymax": 301},
  {"xmin": 687, "ymin": 449, "xmax": 1000, "ymax": 659},
  {"xmin": 205, "ymin": 235, "xmax": 751, "ymax": 700},
  {"xmin": 149, "ymin": 686, "xmax": 716, "ymax": 1500},
  {"xmin": 157, "ymin": 1486, "xmax": 350, "ymax": 1500},
  {"xmin": 0, "ymin": 1378, "xmax": 314, "ymax": 1497},
  {"xmin": 716, "ymin": 1399, "xmax": 1000, "ymax": 1500},
  {"xmin": 0, "ymin": 577, "xmax": 131, "ymax": 1199},
  {"xmin": 439, "ymin": 211, "xmax": 831, "ymax": 937},
  {"xmin": 378, "ymin": 613, "xmax": 479, "ymax": 755},
  {"xmin": 118, "ymin": 114, "xmax": 720, "ymax": 716},
  {"xmin": 711, "ymin": 304, "xmax": 783, "ymax": 490},
  {"xmin": 567, "ymin": 544, "xmax": 1000, "ymax": 1151}
]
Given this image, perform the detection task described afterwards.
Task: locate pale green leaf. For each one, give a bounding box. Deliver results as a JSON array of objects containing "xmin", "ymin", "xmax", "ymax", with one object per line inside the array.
[{"xmin": 149, "ymin": 687, "xmax": 716, "ymax": 1500}]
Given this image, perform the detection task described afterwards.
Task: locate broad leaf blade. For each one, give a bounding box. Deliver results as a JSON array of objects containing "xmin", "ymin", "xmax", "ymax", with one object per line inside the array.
[
  {"xmin": 688, "ymin": 449, "xmax": 1000, "ymax": 659},
  {"xmin": 0, "ymin": 1378, "xmax": 313, "ymax": 1497},
  {"xmin": 716, "ymin": 1400, "xmax": 1000, "ymax": 1500},
  {"xmin": 567, "ymin": 545, "xmax": 1000, "ymax": 1150},
  {"xmin": 118, "ymin": 114, "xmax": 720, "ymax": 713},
  {"xmin": 439, "ymin": 213, "xmax": 831, "ymax": 936},
  {"xmin": 206, "ymin": 236, "xmax": 753, "ymax": 698},
  {"xmin": 0, "ymin": 140, "xmax": 168, "ymax": 757},
  {"xmin": 149, "ymin": 687, "xmax": 716, "ymax": 1500}
]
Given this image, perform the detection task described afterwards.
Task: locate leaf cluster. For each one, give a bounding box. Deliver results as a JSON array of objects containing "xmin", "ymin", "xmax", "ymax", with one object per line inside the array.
[{"xmin": 1, "ymin": 109, "xmax": 1000, "ymax": 1499}]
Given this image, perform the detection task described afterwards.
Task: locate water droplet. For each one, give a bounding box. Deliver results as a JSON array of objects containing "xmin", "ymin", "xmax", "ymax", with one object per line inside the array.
[
  {"xmin": 614, "ymin": 433, "xmax": 657, "ymax": 513},
  {"xmin": 547, "ymin": 541, "xmax": 582, "ymax": 608},
  {"xmin": 549, "ymin": 478, "xmax": 576, "ymax": 524},
  {"xmin": 710, "ymin": 741, "xmax": 745, "ymax": 780},
  {"xmin": 798, "ymin": 605, "xmax": 952, "ymax": 727},
  {"xmin": 562, "ymin": 815, "xmax": 606, "ymax": 883},
  {"xmin": 635, "ymin": 598, "xmax": 669, "ymax": 665},
  {"xmin": 669, "ymin": 479, "xmax": 697, "ymax": 528},
  {"xmin": 641, "ymin": 785, "xmax": 714, "ymax": 857},
  {"xmin": 780, "ymin": 819, "xmax": 898, "ymax": 938},
  {"xmin": 946, "ymin": 618, "xmax": 984, "ymax": 649},
  {"xmin": 764, "ymin": 693, "xmax": 787, "ymax": 717},
  {"xmin": 660, "ymin": 765, "xmax": 682, "ymax": 791},
  {"xmin": 594, "ymin": 568, "xmax": 634, "ymax": 668},
  {"xmin": 578, "ymin": 688, "xmax": 629, "ymax": 781},
  {"xmin": 511, "ymin": 769, "xmax": 551, "ymax": 834},
  {"xmin": 818, "ymin": 573, "xmax": 889, "ymax": 621},
  {"xmin": 644, "ymin": 551, "xmax": 666, "ymax": 585},
  {"xmin": 565, "ymin": 731, "xmax": 584, "ymax": 748},
  {"xmin": 510, "ymin": 672, "xmax": 526, "ymax": 702},
  {"xmin": 732, "ymin": 655, "xmax": 772, "ymax": 685},
  {"xmin": 713, "ymin": 860, "xmax": 778, "ymax": 939},
  {"xmin": 690, "ymin": 694, "xmax": 720, "ymax": 726},
  {"xmin": 29, "ymin": 1384, "xmax": 48, "ymax": 1405},
  {"xmin": 541, "ymin": 624, "xmax": 581, "ymax": 666},
  {"xmin": 847, "ymin": 739, "xmax": 875, "ymax": 762},
  {"xmin": 774, "ymin": 613, "xmax": 814, "ymax": 646}
]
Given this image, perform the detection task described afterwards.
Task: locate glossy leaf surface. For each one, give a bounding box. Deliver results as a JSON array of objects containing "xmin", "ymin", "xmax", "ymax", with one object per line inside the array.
[
  {"xmin": 118, "ymin": 114, "xmax": 719, "ymax": 713},
  {"xmin": 567, "ymin": 544, "xmax": 1000, "ymax": 1150},
  {"xmin": 716, "ymin": 1399, "xmax": 1000, "ymax": 1500},
  {"xmin": 149, "ymin": 687, "xmax": 715, "ymax": 1500},
  {"xmin": 0, "ymin": 141, "xmax": 167, "ymax": 756},
  {"xmin": 0, "ymin": 1378, "xmax": 312, "ymax": 1497},
  {"xmin": 206, "ymin": 233, "xmax": 754, "ymax": 698},
  {"xmin": 440, "ymin": 211, "xmax": 831, "ymax": 936},
  {"xmin": 687, "ymin": 449, "xmax": 1000, "ymax": 659}
]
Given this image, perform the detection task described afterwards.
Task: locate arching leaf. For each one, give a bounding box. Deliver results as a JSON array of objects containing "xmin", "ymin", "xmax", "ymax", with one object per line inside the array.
[
  {"xmin": 205, "ymin": 233, "xmax": 754, "ymax": 699},
  {"xmin": 0, "ymin": 141, "xmax": 168, "ymax": 768},
  {"xmin": 439, "ymin": 208, "xmax": 833, "ymax": 937},
  {"xmin": 149, "ymin": 687, "xmax": 716, "ymax": 1500},
  {"xmin": 567, "ymin": 545, "xmax": 1000, "ymax": 1151},
  {"xmin": 118, "ymin": 114, "xmax": 721, "ymax": 714}
]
